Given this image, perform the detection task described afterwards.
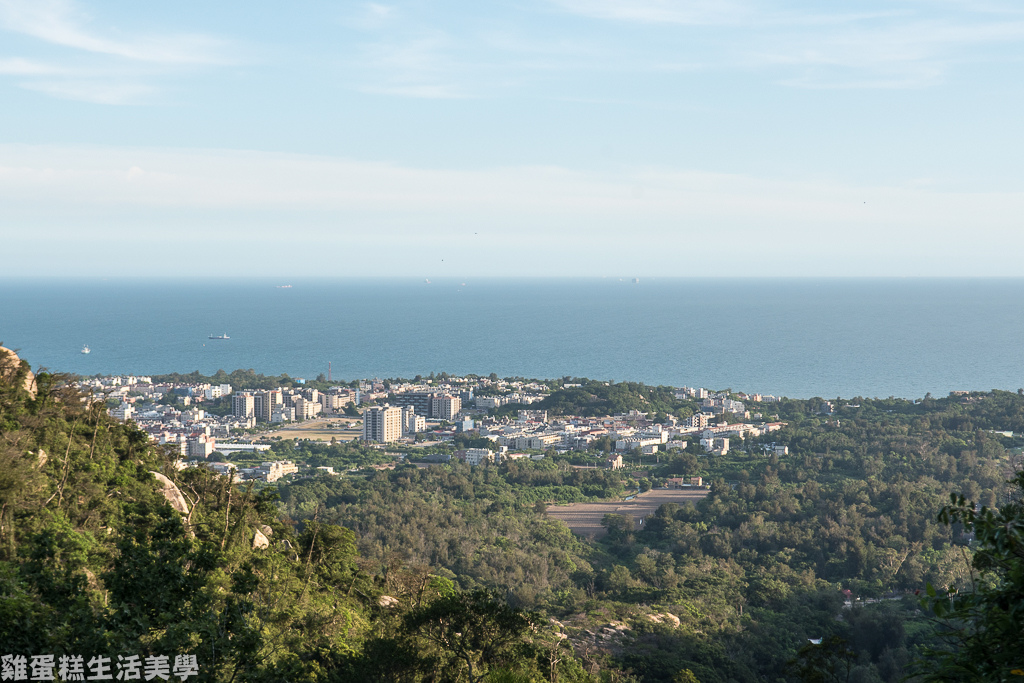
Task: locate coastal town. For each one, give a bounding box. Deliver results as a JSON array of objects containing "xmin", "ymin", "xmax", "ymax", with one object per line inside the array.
[{"xmin": 81, "ymin": 373, "xmax": 788, "ymax": 484}]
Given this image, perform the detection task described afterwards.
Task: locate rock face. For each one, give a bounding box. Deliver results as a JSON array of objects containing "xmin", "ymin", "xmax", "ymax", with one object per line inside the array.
[
  {"xmin": 252, "ymin": 528, "xmax": 270, "ymax": 550},
  {"xmin": 149, "ymin": 471, "xmax": 190, "ymax": 515},
  {"xmin": 0, "ymin": 346, "xmax": 37, "ymax": 398}
]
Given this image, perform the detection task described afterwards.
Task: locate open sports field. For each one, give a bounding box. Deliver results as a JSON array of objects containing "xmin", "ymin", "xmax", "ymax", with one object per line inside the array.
[
  {"xmin": 546, "ymin": 487, "xmax": 709, "ymax": 539},
  {"xmin": 265, "ymin": 416, "xmax": 363, "ymax": 442}
]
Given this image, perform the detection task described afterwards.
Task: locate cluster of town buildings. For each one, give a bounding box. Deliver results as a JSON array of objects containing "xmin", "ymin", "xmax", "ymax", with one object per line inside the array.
[
  {"xmin": 87, "ymin": 373, "xmax": 786, "ymax": 479},
  {"xmin": 364, "ymin": 386, "xmax": 785, "ymax": 468}
]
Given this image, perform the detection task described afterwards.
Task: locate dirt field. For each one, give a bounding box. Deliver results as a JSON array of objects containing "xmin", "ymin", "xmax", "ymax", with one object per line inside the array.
[
  {"xmin": 265, "ymin": 416, "xmax": 363, "ymax": 442},
  {"xmin": 546, "ymin": 487, "xmax": 709, "ymax": 539}
]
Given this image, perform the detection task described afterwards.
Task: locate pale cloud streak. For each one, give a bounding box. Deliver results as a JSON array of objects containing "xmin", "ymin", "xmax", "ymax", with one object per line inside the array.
[
  {"xmin": 548, "ymin": 0, "xmax": 756, "ymax": 25},
  {"xmin": 0, "ymin": 0, "xmax": 229, "ymax": 64},
  {"xmin": 354, "ymin": 32, "xmax": 469, "ymax": 98},
  {"xmin": 0, "ymin": 0, "xmax": 233, "ymax": 104},
  {"xmin": 20, "ymin": 79, "xmax": 157, "ymax": 104},
  {"xmin": 1, "ymin": 144, "xmax": 1023, "ymax": 277},
  {"xmin": 547, "ymin": 0, "xmax": 1024, "ymax": 89},
  {"xmin": 0, "ymin": 56, "xmax": 65, "ymax": 74}
]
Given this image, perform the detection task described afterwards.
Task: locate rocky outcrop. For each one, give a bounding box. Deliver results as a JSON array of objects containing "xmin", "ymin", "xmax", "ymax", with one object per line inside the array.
[
  {"xmin": 0, "ymin": 346, "xmax": 37, "ymax": 398},
  {"xmin": 149, "ymin": 472, "xmax": 190, "ymax": 515},
  {"xmin": 645, "ymin": 613, "xmax": 681, "ymax": 627},
  {"xmin": 253, "ymin": 527, "xmax": 270, "ymax": 550}
]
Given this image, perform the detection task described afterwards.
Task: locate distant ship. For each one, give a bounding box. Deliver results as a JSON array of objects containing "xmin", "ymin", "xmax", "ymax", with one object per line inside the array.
[
  {"xmin": 81, "ymin": 345, "xmax": 90, "ymax": 354},
  {"xmin": 276, "ymin": 285, "xmax": 292, "ymax": 289},
  {"xmin": 208, "ymin": 334, "xmax": 230, "ymax": 340}
]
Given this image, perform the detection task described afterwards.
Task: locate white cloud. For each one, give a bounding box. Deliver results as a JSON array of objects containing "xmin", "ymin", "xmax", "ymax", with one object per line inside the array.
[
  {"xmin": 1, "ymin": 144, "xmax": 1023, "ymax": 277},
  {"xmin": 546, "ymin": 0, "xmax": 1024, "ymax": 89},
  {"xmin": 547, "ymin": 0, "xmax": 755, "ymax": 26},
  {"xmin": 0, "ymin": 57, "xmax": 65, "ymax": 74},
  {"xmin": 19, "ymin": 79, "xmax": 156, "ymax": 104},
  {"xmin": 353, "ymin": 32, "xmax": 470, "ymax": 98},
  {"xmin": 0, "ymin": 0, "xmax": 230, "ymax": 64},
  {"xmin": 751, "ymin": 17, "xmax": 1024, "ymax": 87}
]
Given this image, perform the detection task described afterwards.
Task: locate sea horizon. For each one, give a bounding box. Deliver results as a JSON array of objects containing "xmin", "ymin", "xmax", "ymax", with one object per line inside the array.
[{"xmin": 3, "ymin": 276, "xmax": 1023, "ymax": 401}]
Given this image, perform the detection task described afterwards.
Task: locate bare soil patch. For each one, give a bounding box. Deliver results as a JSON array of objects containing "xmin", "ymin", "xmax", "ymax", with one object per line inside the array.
[
  {"xmin": 546, "ymin": 487, "xmax": 708, "ymax": 539},
  {"xmin": 266, "ymin": 416, "xmax": 362, "ymax": 442}
]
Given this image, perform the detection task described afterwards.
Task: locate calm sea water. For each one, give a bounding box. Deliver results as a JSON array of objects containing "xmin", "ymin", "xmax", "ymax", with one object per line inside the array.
[{"xmin": 1, "ymin": 278, "xmax": 1022, "ymax": 400}]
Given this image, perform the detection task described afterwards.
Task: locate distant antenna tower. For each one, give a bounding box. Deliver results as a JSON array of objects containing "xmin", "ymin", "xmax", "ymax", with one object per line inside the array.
[{"xmin": 328, "ymin": 361, "xmax": 332, "ymax": 383}]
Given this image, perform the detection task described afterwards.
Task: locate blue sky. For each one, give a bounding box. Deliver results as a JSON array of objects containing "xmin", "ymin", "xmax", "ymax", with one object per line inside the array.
[{"xmin": 1, "ymin": 0, "xmax": 1023, "ymax": 276}]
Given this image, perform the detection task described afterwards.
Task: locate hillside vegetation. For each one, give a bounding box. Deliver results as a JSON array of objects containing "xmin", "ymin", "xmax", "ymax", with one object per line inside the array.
[
  {"xmin": 3, "ymin": 350, "xmax": 1023, "ymax": 682},
  {"xmin": 0, "ymin": 349, "xmax": 593, "ymax": 682}
]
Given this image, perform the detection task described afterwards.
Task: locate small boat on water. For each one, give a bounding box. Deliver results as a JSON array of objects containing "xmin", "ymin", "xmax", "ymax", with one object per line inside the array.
[
  {"xmin": 208, "ymin": 334, "xmax": 230, "ymax": 340},
  {"xmin": 81, "ymin": 345, "xmax": 90, "ymax": 354}
]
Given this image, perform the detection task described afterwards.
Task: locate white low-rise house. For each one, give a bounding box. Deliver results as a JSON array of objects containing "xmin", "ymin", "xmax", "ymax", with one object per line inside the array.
[
  {"xmin": 700, "ymin": 436, "xmax": 730, "ymax": 455},
  {"xmin": 475, "ymin": 396, "xmax": 505, "ymax": 409},
  {"xmin": 109, "ymin": 402, "xmax": 135, "ymax": 421},
  {"xmin": 204, "ymin": 384, "xmax": 233, "ymax": 399},
  {"xmin": 459, "ymin": 448, "xmax": 494, "ymax": 466},
  {"xmin": 271, "ymin": 407, "xmax": 296, "ymax": 423}
]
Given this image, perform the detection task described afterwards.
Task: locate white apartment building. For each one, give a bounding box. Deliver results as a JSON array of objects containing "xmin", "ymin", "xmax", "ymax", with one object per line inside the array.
[
  {"xmin": 475, "ymin": 396, "xmax": 504, "ymax": 409},
  {"xmin": 319, "ymin": 392, "xmax": 350, "ymax": 413},
  {"xmin": 431, "ymin": 395, "xmax": 462, "ymax": 421},
  {"xmin": 242, "ymin": 460, "xmax": 299, "ymax": 483},
  {"xmin": 204, "ymin": 384, "xmax": 233, "ymax": 400},
  {"xmin": 232, "ymin": 392, "xmax": 255, "ymax": 418},
  {"xmin": 700, "ymin": 436, "xmax": 729, "ymax": 455},
  {"xmin": 402, "ymin": 406, "xmax": 426, "ymax": 435},
  {"xmin": 186, "ymin": 434, "xmax": 215, "ymax": 459},
  {"xmin": 254, "ymin": 390, "xmax": 283, "ymax": 422},
  {"xmin": 461, "ymin": 448, "xmax": 494, "ymax": 466},
  {"xmin": 685, "ymin": 413, "xmax": 710, "ymax": 429},
  {"xmin": 293, "ymin": 396, "xmax": 322, "ymax": 420},
  {"xmin": 109, "ymin": 402, "xmax": 135, "ymax": 421},
  {"xmin": 363, "ymin": 405, "xmax": 404, "ymax": 443},
  {"xmin": 271, "ymin": 407, "xmax": 296, "ymax": 423}
]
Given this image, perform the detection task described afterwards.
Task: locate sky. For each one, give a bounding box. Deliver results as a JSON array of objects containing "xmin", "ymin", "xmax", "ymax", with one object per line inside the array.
[{"xmin": 1, "ymin": 0, "xmax": 1023, "ymax": 277}]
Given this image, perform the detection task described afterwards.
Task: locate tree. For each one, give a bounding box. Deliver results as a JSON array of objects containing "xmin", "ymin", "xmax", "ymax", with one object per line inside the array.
[
  {"xmin": 914, "ymin": 472, "xmax": 1024, "ymax": 681},
  {"xmin": 789, "ymin": 636, "xmax": 855, "ymax": 683},
  {"xmin": 403, "ymin": 590, "xmax": 537, "ymax": 682}
]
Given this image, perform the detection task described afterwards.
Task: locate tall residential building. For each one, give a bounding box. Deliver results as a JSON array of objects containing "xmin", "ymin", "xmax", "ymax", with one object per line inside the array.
[
  {"xmin": 294, "ymin": 396, "xmax": 322, "ymax": 420},
  {"xmin": 254, "ymin": 390, "xmax": 283, "ymax": 422},
  {"xmin": 402, "ymin": 406, "xmax": 426, "ymax": 435},
  {"xmin": 431, "ymin": 395, "xmax": 461, "ymax": 421},
  {"xmin": 363, "ymin": 405, "xmax": 404, "ymax": 443},
  {"xmin": 686, "ymin": 413, "xmax": 709, "ymax": 429},
  {"xmin": 232, "ymin": 392, "xmax": 255, "ymax": 418},
  {"xmin": 393, "ymin": 391, "xmax": 435, "ymax": 416}
]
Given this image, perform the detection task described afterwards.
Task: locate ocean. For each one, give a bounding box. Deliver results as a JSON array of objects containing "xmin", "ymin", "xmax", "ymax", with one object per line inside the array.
[{"xmin": 1, "ymin": 277, "xmax": 1022, "ymax": 400}]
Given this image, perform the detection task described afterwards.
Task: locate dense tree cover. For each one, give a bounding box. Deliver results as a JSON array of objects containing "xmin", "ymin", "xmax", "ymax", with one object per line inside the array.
[
  {"xmin": 278, "ymin": 461, "xmax": 627, "ymax": 608},
  {"xmin": 262, "ymin": 438, "xmax": 398, "ymax": 471},
  {"xmin": 273, "ymin": 391, "xmax": 1024, "ymax": 682},
  {"xmin": 534, "ymin": 381, "xmax": 695, "ymax": 418},
  {"xmin": 913, "ymin": 472, "xmax": 1024, "ymax": 681},
  {"xmin": 148, "ymin": 368, "xmax": 355, "ymax": 392},
  {"xmin": 9, "ymin": 348, "xmax": 1024, "ymax": 681},
  {"xmin": 0, "ymin": 351, "xmax": 598, "ymax": 682}
]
